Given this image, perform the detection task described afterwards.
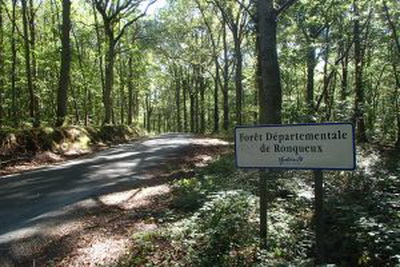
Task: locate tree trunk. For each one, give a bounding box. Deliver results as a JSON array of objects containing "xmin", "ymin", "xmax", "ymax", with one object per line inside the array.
[
  {"xmin": 92, "ymin": 4, "xmax": 105, "ymax": 96},
  {"xmin": 0, "ymin": 0, "xmax": 4, "ymax": 124},
  {"xmin": 353, "ymin": 1, "xmax": 368, "ymax": 143},
  {"xmin": 222, "ymin": 24, "xmax": 229, "ymax": 130},
  {"xmin": 214, "ymin": 57, "xmax": 220, "ymax": 133},
  {"xmin": 195, "ymin": 0, "xmax": 219, "ymax": 133},
  {"xmin": 183, "ymin": 76, "xmax": 188, "ymax": 132},
  {"xmin": 11, "ymin": 0, "xmax": 18, "ymax": 125},
  {"xmin": 258, "ymin": 0, "xmax": 282, "ymax": 124},
  {"xmin": 233, "ymin": 27, "xmax": 243, "ymax": 125},
  {"xmin": 118, "ymin": 58, "xmax": 125, "ymax": 125},
  {"xmin": 200, "ymin": 76, "xmax": 205, "ymax": 133},
  {"xmin": 104, "ymin": 33, "xmax": 115, "ymax": 124},
  {"xmin": 175, "ymin": 68, "xmax": 182, "ymax": 132},
  {"xmin": 127, "ymin": 57, "xmax": 134, "ymax": 125},
  {"xmin": 323, "ymin": 30, "xmax": 332, "ymax": 120},
  {"xmin": 384, "ymin": 2, "xmax": 400, "ymax": 148},
  {"xmin": 145, "ymin": 95, "xmax": 152, "ymax": 132},
  {"xmin": 340, "ymin": 41, "xmax": 349, "ymax": 102},
  {"xmin": 306, "ymin": 44, "xmax": 316, "ymax": 115},
  {"xmin": 393, "ymin": 64, "xmax": 400, "ymax": 149},
  {"xmin": 190, "ymin": 91, "xmax": 195, "ymax": 133},
  {"xmin": 21, "ymin": 0, "xmax": 37, "ymax": 125},
  {"xmin": 56, "ymin": 0, "xmax": 71, "ymax": 127},
  {"xmin": 195, "ymin": 80, "xmax": 199, "ymax": 133},
  {"xmin": 72, "ymin": 27, "xmax": 90, "ymax": 126}
]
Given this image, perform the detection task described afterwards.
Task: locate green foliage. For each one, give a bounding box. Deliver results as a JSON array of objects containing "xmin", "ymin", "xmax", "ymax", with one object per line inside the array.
[{"xmin": 122, "ymin": 148, "xmax": 400, "ymax": 266}]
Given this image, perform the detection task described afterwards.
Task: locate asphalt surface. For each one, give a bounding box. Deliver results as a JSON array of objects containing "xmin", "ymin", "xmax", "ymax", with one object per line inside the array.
[{"xmin": 0, "ymin": 134, "xmax": 195, "ymax": 247}]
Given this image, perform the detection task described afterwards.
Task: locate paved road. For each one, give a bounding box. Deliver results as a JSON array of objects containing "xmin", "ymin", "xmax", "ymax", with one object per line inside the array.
[{"xmin": 0, "ymin": 134, "xmax": 195, "ymax": 247}]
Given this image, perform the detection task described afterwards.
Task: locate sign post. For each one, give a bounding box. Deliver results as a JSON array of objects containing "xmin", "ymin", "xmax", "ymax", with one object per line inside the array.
[
  {"xmin": 259, "ymin": 169, "xmax": 268, "ymax": 249},
  {"xmin": 314, "ymin": 170, "xmax": 324, "ymax": 263},
  {"xmin": 234, "ymin": 123, "xmax": 356, "ymax": 262}
]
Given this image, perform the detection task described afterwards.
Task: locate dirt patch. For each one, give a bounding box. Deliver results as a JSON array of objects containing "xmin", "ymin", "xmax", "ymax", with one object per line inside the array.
[{"xmin": 2, "ymin": 138, "xmax": 231, "ymax": 266}]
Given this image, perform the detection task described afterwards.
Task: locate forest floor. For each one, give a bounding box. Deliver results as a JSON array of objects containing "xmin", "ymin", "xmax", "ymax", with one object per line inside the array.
[
  {"xmin": 0, "ymin": 134, "xmax": 232, "ymax": 266},
  {"xmin": 0, "ymin": 135, "xmax": 398, "ymax": 266}
]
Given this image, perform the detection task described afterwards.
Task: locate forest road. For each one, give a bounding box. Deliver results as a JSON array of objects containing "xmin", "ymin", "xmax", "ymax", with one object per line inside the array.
[{"xmin": 0, "ymin": 133, "xmax": 200, "ymax": 247}]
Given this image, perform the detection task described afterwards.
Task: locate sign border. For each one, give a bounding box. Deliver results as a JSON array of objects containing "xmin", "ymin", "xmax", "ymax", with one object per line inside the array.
[{"xmin": 234, "ymin": 122, "xmax": 356, "ymax": 171}]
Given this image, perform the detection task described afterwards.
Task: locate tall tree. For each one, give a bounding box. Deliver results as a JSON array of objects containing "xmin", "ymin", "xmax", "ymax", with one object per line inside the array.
[
  {"xmin": 213, "ymin": 0, "xmax": 249, "ymax": 125},
  {"xmin": 0, "ymin": 0, "xmax": 4, "ymax": 125},
  {"xmin": 21, "ymin": 0, "xmax": 39, "ymax": 126},
  {"xmin": 56, "ymin": 0, "xmax": 72, "ymax": 127},
  {"xmin": 11, "ymin": 0, "xmax": 18, "ymax": 125},
  {"xmin": 195, "ymin": 0, "xmax": 220, "ymax": 133},
  {"xmin": 91, "ymin": 0, "xmax": 153, "ymax": 124},
  {"xmin": 258, "ymin": 0, "xmax": 298, "ymax": 124},
  {"xmin": 383, "ymin": 1, "xmax": 400, "ymax": 148},
  {"xmin": 353, "ymin": 0, "xmax": 368, "ymax": 142}
]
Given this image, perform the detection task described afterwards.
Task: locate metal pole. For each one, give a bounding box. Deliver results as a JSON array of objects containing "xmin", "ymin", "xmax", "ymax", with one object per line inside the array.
[
  {"xmin": 260, "ymin": 169, "xmax": 268, "ymax": 249},
  {"xmin": 314, "ymin": 170, "xmax": 325, "ymax": 264}
]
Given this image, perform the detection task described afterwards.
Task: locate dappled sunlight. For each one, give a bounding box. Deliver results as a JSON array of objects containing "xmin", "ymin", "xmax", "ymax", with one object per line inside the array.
[
  {"xmin": 0, "ymin": 134, "xmax": 231, "ymax": 264},
  {"xmin": 356, "ymin": 148, "xmax": 381, "ymax": 175},
  {"xmin": 74, "ymin": 237, "xmax": 128, "ymax": 266},
  {"xmin": 98, "ymin": 184, "xmax": 171, "ymax": 210}
]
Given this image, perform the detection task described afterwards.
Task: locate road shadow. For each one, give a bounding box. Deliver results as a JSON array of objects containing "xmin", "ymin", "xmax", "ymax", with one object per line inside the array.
[{"xmin": 0, "ymin": 134, "xmax": 230, "ymax": 264}]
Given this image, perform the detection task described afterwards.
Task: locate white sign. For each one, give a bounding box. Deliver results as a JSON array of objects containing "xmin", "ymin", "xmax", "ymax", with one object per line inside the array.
[{"xmin": 235, "ymin": 123, "xmax": 356, "ymax": 170}]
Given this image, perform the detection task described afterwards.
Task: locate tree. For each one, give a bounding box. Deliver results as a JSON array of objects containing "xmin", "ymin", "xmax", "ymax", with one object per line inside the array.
[
  {"xmin": 21, "ymin": 0, "xmax": 39, "ymax": 126},
  {"xmin": 56, "ymin": 0, "xmax": 72, "ymax": 127},
  {"xmin": 353, "ymin": 0, "xmax": 368, "ymax": 142},
  {"xmin": 212, "ymin": 0, "xmax": 249, "ymax": 125},
  {"xmin": 91, "ymin": 0, "xmax": 153, "ymax": 124},
  {"xmin": 0, "ymin": 0, "xmax": 4, "ymax": 125},
  {"xmin": 258, "ymin": 0, "xmax": 298, "ymax": 124}
]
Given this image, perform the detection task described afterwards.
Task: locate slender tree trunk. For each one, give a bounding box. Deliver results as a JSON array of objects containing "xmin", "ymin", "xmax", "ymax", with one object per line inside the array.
[
  {"xmin": 214, "ymin": 58, "xmax": 220, "ymax": 133},
  {"xmin": 258, "ymin": 0, "xmax": 282, "ymax": 124},
  {"xmin": 340, "ymin": 41, "xmax": 349, "ymax": 102},
  {"xmin": 383, "ymin": 2, "xmax": 400, "ymax": 55},
  {"xmin": 190, "ymin": 90, "xmax": 195, "ymax": 133},
  {"xmin": 104, "ymin": 32, "xmax": 115, "ymax": 124},
  {"xmin": 222, "ymin": 24, "xmax": 229, "ymax": 130},
  {"xmin": 0, "ymin": 0, "xmax": 4, "ymax": 124},
  {"xmin": 306, "ymin": 44, "xmax": 316, "ymax": 115},
  {"xmin": 200, "ymin": 76, "xmax": 205, "ymax": 133},
  {"xmin": 175, "ymin": 68, "xmax": 182, "ymax": 132},
  {"xmin": 323, "ymin": 29, "xmax": 332, "ymax": 120},
  {"xmin": 56, "ymin": 0, "xmax": 71, "ymax": 127},
  {"xmin": 93, "ymin": 4, "xmax": 105, "ymax": 96},
  {"xmin": 72, "ymin": 27, "xmax": 90, "ymax": 126},
  {"xmin": 134, "ymin": 89, "xmax": 139, "ymax": 121},
  {"xmin": 233, "ymin": 28, "xmax": 243, "ymax": 125},
  {"xmin": 392, "ymin": 64, "xmax": 400, "ymax": 149},
  {"xmin": 127, "ymin": 57, "xmax": 134, "ymax": 125},
  {"xmin": 384, "ymin": 2, "xmax": 400, "ymax": 148},
  {"xmin": 183, "ymin": 76, "xmax": 188, "ymax": 132},
  {"xmin": 28, "ymin": 0, "xmax": 40, "ymax": 126},
  {"xmin": 353, "ymin": 1, "xmax": 368, "ymax": 142},
  {"xmin": 195, "ymin": 0, "xmax": 219, "ymax": 133},
  {"xmin": 145, "ymin": 94, "xmax": 152, "ymax": 132},
  {"xmin": 118, "ymin": 58, "xmax": 125, "ymax": 125},
  {"xmin": 21, "ymin": 0, "xmax": 36, "ymax": 125},
  {"xmin": 11, "ymin": 0, "xmax": 17, "ymax": 125},
  {"xmin": 195, "ymin": 77, "xmax": 199, "ymax": 133}
]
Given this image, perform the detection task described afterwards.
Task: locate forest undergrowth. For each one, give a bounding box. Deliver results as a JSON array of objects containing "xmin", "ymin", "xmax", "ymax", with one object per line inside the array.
[
  {"xmin": 120, "ymin": 146, "xmax": 400, "ymax": 266},
  {"xmin": 0, "ymin": 125, "xmax": 143, "ymax": 175}
]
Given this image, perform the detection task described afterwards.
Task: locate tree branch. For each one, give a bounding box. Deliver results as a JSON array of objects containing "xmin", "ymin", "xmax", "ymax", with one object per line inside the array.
[{"xmin": 276, "ymin": 0, "xmax": 299, "ymax": 16}]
